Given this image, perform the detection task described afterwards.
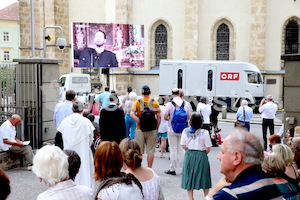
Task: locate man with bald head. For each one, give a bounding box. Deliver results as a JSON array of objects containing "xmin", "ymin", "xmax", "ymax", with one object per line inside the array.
[
  {"xmin": 0, "ymin": 114, "xmax": 34, "ymax": 168},
  {"xmin": 205, "ymin": 129, "xmax": 282, "ymax": 199}
]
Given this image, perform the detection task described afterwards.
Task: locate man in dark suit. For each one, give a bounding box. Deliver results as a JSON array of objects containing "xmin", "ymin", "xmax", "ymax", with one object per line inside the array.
[
  {"xmin": 99, "ymin": 94, "xmax": 126, "ymax": 144},
  {"xmin": 74, "ymin": 30, "xmax": 118, "ymax": 68}
]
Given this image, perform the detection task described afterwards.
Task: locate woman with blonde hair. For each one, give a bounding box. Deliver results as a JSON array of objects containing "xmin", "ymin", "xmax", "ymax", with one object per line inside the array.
[
  {"xmin": 272, "ymin": 144, "xmax": 300, "ymax": 190},
  {"xmin": 119, "ymin": 138, "xmax": 164, "ymax": 200},
  {"xmin": 262, "ymin": 154, "xmax": 298, "ymax": 200},
  {"xmin": 94, "ymin": 141, "xmax": 143, "ymax": 200},
  {"xmin": 292, "ymin": 137, "xmax": 300, "ymax": 169},
  {"xmin": 294, "ymin": 126, "xmax": 300, "ymax": 137}
]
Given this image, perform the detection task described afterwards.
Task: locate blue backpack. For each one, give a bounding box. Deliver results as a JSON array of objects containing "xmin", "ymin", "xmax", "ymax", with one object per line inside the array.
[{"xmin": 171, "ymin": 101, "xmax": 188, "ymax": 133}]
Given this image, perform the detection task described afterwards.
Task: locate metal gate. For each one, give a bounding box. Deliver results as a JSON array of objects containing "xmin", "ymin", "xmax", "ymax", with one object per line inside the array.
[{"xmin": 0, "ymin": 64, "xmax": 39, "ymax": 149}]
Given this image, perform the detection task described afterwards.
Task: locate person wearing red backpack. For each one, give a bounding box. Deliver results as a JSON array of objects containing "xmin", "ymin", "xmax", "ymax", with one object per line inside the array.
[
  {"xmin": 164, "ymin": 88, "xmax": 192, "ymax": 175},
  {"xmin": 130, "ymin": 85, "xmax": 161, "ymax": 168}
]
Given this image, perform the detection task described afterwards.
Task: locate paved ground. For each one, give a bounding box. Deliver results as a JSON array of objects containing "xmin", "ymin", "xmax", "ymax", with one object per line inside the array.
[{"xmin": 5, "ymin": 111, "xmax": 283, "ymax": 200}]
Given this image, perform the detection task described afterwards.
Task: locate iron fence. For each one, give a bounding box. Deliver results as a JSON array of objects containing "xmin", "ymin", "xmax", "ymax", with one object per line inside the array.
[{"xmin": 0, "ymin": 64, "xmax": 39, "ymax": 149}]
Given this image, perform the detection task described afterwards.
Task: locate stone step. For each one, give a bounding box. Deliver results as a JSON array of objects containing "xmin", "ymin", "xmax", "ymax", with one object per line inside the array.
[{"xmin": 0, "ymin": 151, "xmax": 23, "ymax": 170}]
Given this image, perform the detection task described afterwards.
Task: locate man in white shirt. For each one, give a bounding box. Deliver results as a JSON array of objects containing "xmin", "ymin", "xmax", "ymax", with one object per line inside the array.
[
  {"xmin": 0, "ymin": 114, "xmax": 34, "ymax": 168},
  {"xmin": 164, "ymin": 88, "xmax": 192, "ymax": 175},
  {"xmin": 259, "ymin": 94, "xmax": 278, "ymax": 150},
  {"xmin": 196, "ymin": 96, "xmax": 212, "ymax": 131}
]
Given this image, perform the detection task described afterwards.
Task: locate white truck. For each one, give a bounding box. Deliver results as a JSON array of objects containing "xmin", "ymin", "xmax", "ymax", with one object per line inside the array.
[
  {"xmin": 59, "ymin": 74, "xmax": 91, "ymax": 94},
  {"xmin": 59, "ymin": 74, "xmax": 91, "ymax": 104},
  {"xmin": 159, "ymin": 60, "xmax": 264, "ymax": 111}
]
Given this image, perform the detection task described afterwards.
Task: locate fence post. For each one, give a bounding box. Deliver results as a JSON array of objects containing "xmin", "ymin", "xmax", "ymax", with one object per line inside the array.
[{"xmin": 222, "ymin": 105, "xmax": 227, "ymax": 119}]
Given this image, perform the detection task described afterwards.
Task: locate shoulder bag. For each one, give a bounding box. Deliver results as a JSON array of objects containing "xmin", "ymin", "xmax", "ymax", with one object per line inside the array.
[{"xmin": 234, "ymin": 107, "xmax": 246, "ymax": 128}]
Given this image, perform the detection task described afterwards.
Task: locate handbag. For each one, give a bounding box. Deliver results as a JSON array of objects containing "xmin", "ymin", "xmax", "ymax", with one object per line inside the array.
[
  {"xmin": 234, "ymin": 107, "xmax": 246, "ymax": 128},
  {"xmin": 234, "ymin": 121, "xmax": 245, "ymax": 128}
]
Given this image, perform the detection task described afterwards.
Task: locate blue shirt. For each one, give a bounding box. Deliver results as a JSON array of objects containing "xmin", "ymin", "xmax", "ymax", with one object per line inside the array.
[
  {"xmin": 53, "ymin": 100, "xmax": 74, "ymax": 129},
  {"xmin": 235, "ymin": 106, "xmax": 253, "ymax": 122},
  {"xmin": 213, "ymin": 165, "xmax": 283, "ymax": 200},
  {"xmin": 95, "ymin": 91, "xmax": 111, "ymax": 110}
]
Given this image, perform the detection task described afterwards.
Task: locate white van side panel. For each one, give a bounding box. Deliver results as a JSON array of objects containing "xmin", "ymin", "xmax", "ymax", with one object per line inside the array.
[
  {"xmin": 159, "ymin": 60, "xmax": 264, "ymax": 100},
  {"xmin": 185, "ymin": 64, "xmax": 203, "ymax": 96},
  {"xmin": 214, "ymin": 63, "xmax": 245, "ymax": 98}
]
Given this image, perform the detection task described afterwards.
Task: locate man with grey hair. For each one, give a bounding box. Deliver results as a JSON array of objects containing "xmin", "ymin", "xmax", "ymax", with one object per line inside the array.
[
  {"xmin": 0, "ymin": 114, "xmax": 34, "ymax": 169},
  {"xmin": 259, "ymin": 94, "xmax": 278, "ymax": 150},
  {"xmin": 235, "ymin": 100, "xmax": 253, "ymax": 131},
  {"xmin": 205, "ymin": 130, "xmax": 282, "ymax": 200},
  {"xmin": 58, "ymin": 101, "xmax": 95, "ymax": 189}
]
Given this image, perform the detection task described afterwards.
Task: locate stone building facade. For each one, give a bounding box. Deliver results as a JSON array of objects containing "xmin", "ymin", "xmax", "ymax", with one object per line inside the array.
[{"xmin": 18, "ymin": 0, "xmax": 300, "ymax": 107}]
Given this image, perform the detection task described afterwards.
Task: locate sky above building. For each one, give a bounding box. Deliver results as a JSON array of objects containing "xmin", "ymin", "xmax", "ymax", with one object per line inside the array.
[{"xmin": 0, "ymin": 0, "xmax": 18, "ymax": 10}]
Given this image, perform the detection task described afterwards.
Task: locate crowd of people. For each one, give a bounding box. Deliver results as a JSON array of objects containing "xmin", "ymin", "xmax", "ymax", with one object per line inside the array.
[{"xmin": 1, "ymin": 84, "xmax": 300, "ymax": 200}]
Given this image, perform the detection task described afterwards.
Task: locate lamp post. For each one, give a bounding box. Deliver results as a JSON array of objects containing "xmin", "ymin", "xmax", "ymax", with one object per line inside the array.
[{"xmin": 30, "ymin": 0, "xmax": 35, "ymax": 57}]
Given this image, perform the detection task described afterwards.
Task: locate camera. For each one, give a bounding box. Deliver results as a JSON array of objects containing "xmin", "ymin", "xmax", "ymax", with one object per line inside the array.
[{"xmin": 56, "ymin": 37, "xmax": 67, "ymax": 50}]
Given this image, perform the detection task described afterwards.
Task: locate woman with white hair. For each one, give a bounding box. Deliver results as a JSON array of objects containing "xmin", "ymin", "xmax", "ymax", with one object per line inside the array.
[
  {"xmin": 33, "ymin": 145, "xmax": 93, "ymax": 200},
  {"xmin": 235, "ymin": 99, "xmax": 253, "ymax": 131}
]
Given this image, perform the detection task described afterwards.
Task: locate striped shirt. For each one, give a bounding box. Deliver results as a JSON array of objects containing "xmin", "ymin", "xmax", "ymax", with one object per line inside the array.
[{"xmin": 213, "ymin": 165, "xmax": 283, "ymax": 200}]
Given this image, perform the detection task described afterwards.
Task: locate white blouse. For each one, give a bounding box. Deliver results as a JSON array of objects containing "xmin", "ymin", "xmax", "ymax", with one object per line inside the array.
[
  {"xmin": 180, "ymin": 128, "xmax": 212, "ymax": 150},
  {"xmin": 141, "ymin": 168, "xmax": 161, "ymax": 200},
  {"xmin": 97, "ymin": 182, "xmax": 143, "ymax": 200}
]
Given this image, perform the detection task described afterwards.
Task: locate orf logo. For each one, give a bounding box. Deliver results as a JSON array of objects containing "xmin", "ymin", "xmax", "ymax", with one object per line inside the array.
[{"xmin": 220, "ymin": 72, "xmax": 239, "ymax": 80}]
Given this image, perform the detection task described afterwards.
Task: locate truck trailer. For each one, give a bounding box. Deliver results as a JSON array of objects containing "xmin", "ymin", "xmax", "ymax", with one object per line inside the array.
[{"xmin": 159, "ymin": 60, "xmax": 264, "ymax": 111}]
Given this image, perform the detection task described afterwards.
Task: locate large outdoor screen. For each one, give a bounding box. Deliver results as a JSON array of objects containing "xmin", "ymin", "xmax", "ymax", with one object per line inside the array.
[{"xmin": 72, "ymin": 22, "xmax": 144, "ymax": 68}]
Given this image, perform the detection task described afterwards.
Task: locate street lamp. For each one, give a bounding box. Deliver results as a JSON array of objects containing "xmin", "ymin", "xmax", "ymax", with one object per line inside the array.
[{"xmin": 43, "ymin": 26, "xmax": 67, "ymax": 58}]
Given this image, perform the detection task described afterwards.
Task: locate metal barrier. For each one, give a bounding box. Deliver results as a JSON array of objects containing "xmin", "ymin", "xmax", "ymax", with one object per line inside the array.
[{"xmin": 0, "ymin": 64, "xmax": 40, "ymax": 149}]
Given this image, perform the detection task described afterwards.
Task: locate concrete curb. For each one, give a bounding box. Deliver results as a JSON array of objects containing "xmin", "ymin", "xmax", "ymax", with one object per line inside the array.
[{"xmin": 218, "ymin": 118, "xmax": 282, "ymax": 126}]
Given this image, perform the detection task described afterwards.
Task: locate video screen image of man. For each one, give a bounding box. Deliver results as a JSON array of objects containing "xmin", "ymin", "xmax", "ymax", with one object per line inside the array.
[{"xmin": 74, "ymin": 30, "xmax": 118, "ymax": 68}]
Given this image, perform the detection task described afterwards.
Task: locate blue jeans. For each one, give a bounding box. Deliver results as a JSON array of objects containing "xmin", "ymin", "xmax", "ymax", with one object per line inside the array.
[
  {"xmin": 125, "ymin": 114, "xmax": 136, "ymax": 139},
  {"xmin": 238, "ymin": 120, "xmax": 250, "ymax": 132}
]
